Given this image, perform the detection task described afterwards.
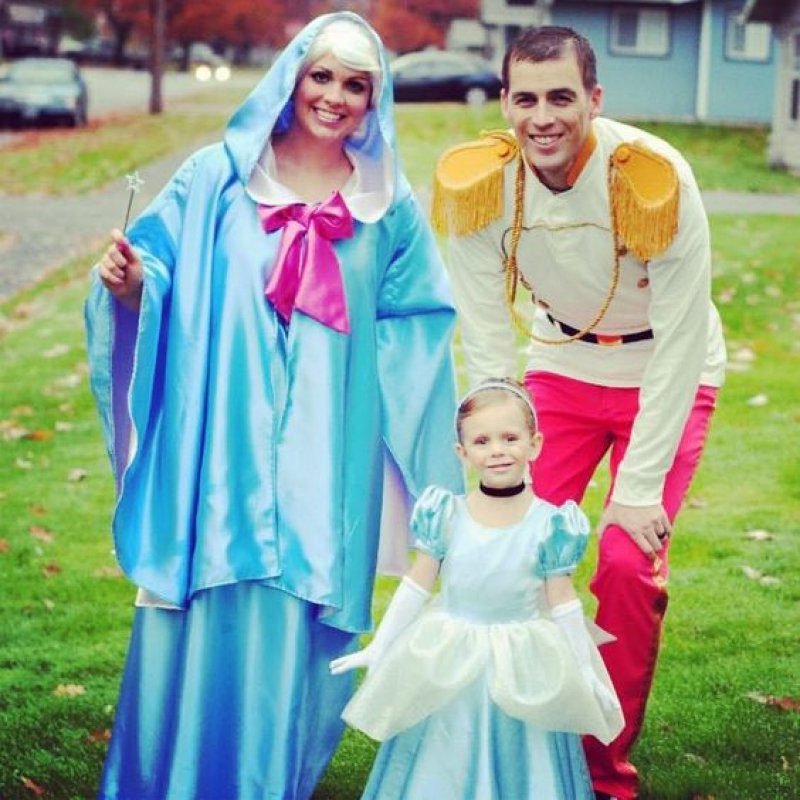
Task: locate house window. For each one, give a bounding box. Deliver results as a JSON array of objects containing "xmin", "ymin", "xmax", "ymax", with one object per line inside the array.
[
  {"xmin": 610, "ymin": 7, "xmax": 670, "ymax": 57},
  {"xmin": 506, "ymin": 0, "xmax": 536, "ymax": 5},
  {"xmin": 725, "ymin": 9, "xmax": 771, "ymax": 62}
]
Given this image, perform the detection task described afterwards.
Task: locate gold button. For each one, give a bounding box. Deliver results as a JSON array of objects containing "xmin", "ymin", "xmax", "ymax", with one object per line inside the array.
[
  {"xmin": 637, "ymin": 277, "xmax": 650, "ymax": 289},
  {"xmin": 615, "ymin": 145, "xmax": 631, "ymax": 163}
]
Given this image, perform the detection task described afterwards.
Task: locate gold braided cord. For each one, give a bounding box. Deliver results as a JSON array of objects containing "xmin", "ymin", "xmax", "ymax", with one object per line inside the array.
[{"xmin": 503, "ymin": 152, "xmax": 622, "ymax": 346}]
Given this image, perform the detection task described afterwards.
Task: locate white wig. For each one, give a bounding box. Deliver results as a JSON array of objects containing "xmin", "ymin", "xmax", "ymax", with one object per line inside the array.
[{"xmin": 305, "ymin": 18, "xmax": 381, "ymax": 74}]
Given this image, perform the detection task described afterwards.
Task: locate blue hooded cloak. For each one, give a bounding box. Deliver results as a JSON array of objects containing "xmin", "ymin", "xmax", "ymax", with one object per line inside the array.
[{"xmin": 85, "ymin": 11, "xmax": 462, "ymax": 634}]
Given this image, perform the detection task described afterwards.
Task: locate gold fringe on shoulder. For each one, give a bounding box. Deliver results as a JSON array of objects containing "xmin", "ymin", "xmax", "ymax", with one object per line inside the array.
[
  {"xmin": 431, "ymin": 130, "xmax": 519, "ymax": 236},
  {"xmin": 609, "ymin": 141, "xmax": 679, "ymax": 262}
]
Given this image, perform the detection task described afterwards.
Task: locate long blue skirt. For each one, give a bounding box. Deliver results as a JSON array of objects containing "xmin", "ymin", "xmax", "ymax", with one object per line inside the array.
[
  {"xmin": 98, "ymin": 583, "xmax": 356, "ymax": 800},
  {"xmin": 362, "ymin": 679, "xmax": 593, "ymax": 800}
]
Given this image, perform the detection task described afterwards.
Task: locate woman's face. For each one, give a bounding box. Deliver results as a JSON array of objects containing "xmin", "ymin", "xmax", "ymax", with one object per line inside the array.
[{"xmin": 293, "ymin": 54, "xmax": 372, "ymax": 144}]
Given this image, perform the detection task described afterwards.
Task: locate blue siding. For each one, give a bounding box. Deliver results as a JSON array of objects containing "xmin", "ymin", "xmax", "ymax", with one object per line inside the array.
[
  {"xmin": 545, "ymin": 0, "xmax": 776, "ymax": 123},
  {"xmin": 705, "ymin": 1, "xmax": 774, "ymax": 122},
  {"xmin": 552, "ymin": 1, "xmax": 700, "ymax": 119}
]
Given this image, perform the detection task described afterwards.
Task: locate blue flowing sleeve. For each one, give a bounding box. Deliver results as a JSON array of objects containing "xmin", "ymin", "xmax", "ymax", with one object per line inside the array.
[
  {"xmin": 84, "ymin": 154, "xmax": 198, "ymax": 487},
  {"xmin": 376, "ymin": 186, "xmax": 464, "ymax": 498},
  {"xmin": 536, "ymin": 501, "xmax": 590, "ymax": 578},
  {"xmin": 410, "ymin": 486, "xmax": 456, "ymax": 561}
]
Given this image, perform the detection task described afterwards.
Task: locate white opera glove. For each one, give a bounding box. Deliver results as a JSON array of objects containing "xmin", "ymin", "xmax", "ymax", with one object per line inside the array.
[
  {"xmin": 329, "ymin": 576, "xmax": 430, "ymax": 676},
  {"xmin": 551, "ymin": 599, "xmax": 621, "ymax": 713}
]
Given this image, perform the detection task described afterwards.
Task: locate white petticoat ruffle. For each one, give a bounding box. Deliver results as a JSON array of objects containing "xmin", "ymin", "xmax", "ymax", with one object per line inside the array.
[{"xmin": 342, "ymin": 606, "xmax": 624, "ymax": 744}]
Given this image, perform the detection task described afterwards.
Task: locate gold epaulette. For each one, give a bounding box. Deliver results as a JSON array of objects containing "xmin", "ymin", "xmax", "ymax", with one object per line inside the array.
[
  {"xmin": 431, "ymin": 130, "xmax": 519, "ymax": 236},
  {"xmin": 610, "ymin": 140, "xmax": 679, "ymax": 261}
]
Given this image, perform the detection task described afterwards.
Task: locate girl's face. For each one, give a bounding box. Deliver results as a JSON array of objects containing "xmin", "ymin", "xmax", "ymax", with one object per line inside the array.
[
  {"xmin": 292, "ymin": 54, "xmax": 372, "ymax": 144},
  {"xmin": 456, "ymin": 400, "xmax": 542, "ymax": 490}
]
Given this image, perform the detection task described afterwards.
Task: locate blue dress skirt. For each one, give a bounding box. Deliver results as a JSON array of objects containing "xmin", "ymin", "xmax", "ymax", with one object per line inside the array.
[
  {"xmin": 342, "ymin": 488, "xmax": 623, "ymax": 800},
  {"xmin": 98, "ymin": 584, "xmax": 355, "ymax": 800}
]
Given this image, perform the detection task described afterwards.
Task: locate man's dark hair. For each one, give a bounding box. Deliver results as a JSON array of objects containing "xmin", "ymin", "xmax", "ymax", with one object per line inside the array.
[{"xmin": 501, "ymin": 26, "xmax": 597, "ymax": 90}]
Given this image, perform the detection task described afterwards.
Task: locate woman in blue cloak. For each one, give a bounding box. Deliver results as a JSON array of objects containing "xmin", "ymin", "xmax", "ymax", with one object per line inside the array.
[{"xmin": 85, "ymin": 12, "xmax": 462, "ymax": 799}]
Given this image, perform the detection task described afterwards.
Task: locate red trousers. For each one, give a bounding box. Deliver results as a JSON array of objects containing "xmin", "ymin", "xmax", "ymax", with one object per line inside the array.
[{"xmin": 524, "ymin": 371, "xmax": 718, "ymax": 799}]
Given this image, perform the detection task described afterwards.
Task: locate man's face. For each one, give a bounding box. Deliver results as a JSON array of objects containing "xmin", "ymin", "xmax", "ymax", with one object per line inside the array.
[{"xmin": 501, "ymin": 45, "xmax": 603, "ymax": 190}]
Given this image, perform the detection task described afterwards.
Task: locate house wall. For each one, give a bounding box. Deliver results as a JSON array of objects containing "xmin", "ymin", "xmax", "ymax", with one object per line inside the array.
[
  {"xmin": 704, "ymin": 1, "xmax": 775, "ymax": 121},
  {"xmin": 551, "ymin": 1, "xmax": 701, "ymax": 119},
  {"xmin": 483, "ymin": 0, "xmax": 778, "ymax": 123},
  {"xmin": 767, "ymin": 2, "xmax": 800, "ymax": 167}
]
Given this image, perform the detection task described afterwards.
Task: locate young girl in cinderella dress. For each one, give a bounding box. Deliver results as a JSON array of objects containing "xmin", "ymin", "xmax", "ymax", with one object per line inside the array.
[{"xmin": 331, "ymin": 378, "xmax": 624, "ymax": 799}]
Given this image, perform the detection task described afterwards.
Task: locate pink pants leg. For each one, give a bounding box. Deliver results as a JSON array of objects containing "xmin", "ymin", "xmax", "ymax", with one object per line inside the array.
[{"xmin": 524, "ymin": 371, "xmax": 718, "ymax": 799}]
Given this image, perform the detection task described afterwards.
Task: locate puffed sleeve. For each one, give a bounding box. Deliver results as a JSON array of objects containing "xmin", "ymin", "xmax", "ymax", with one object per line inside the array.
[
  {"xmin": 536, "ymin": 501, "xmax": 590, "ymax": 578},
  {"xmin": 410, "ymin": 486, "xmax": 456, "ymax": 561}
]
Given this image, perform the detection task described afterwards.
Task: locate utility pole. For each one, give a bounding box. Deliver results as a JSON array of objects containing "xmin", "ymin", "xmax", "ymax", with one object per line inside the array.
[{"xmin": 149, "ymin": 0, "xmax": 165, "ymax": 114}]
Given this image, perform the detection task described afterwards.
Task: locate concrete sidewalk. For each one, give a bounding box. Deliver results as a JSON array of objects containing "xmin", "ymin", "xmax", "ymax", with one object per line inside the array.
[
  {"xmin": 1, "ymin": 147, "xmax": 799, "ymax": 301},
  {"xmin": 0, "ymin": 135, "xmax": 218, "ymax": 299}
]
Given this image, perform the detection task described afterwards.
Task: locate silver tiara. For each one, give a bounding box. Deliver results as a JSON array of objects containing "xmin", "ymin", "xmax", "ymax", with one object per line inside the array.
[{"xmin": 456, "ymin": 380, "xmax": 538, "ymax": 430}]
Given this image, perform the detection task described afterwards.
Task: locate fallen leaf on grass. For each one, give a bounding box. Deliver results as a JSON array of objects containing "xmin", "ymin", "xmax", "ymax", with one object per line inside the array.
[
  {"xmin": 54, "ymin": 421, "xmax": 74, "ymax": 432},
  {"xmin": 21, "ymin": 776, "xmax": 45, "ymax": 796},
  {"xmin": 745, "ymin": 529, "xmax": 774, "ymax": 541},
  {"xmin": 67, "ymin": 468, "xmax": 88, "ymax": 482},
  {"xmin": 29, "ymin": 526, "xmax": 55, "ymax": 543},
  {"xmin": 15, "ymin": 457, "xmax": 33, "ymax": 470},
  {"xmin": 12, "ymin": 301, "xmax": 42, "ymax": 320},
  {"xmin": 43, "ymin": 343, "xmax": 70, "ymax": 358},
  {"xmin": 687, "ymin": 497, "xmax": 708, "ymax": 509},
  {"xmin": 52, "ymin": 373, "xmax": 83, "ymax": 390},
  {"xmin": 683, "ymin": 752, "xmax": 708, "ymax": 766},
  {"xmin": 86, "ymin": 728, "xmax": 112, "ymax": 744},
  {"xmin": 23, "ymin": 430, "xmax": 54, "ymax": 442},
  {"xmin": 746, "ymin": 393, "xmax": 769, "ymax": 407},
  {"xmin": 94, "ymin": 565, "xmax": 124, "ymax": 579},
  {"xmin": 741, "ymin": 565, "xmax": 781, "ymax": 585},
  {"xmin": 12, "ymin": 405, "xmax": 34, "ymax": 416},
  {"xmin": 29, "ymin": 503, "xmax": 47, "ymax": 516},
  {"xmin": 53, "ymin": 683, "xmax": 85, "ymax": 698},
  {"xmin": 732, "ymin": 347, "xmax": 756, "ymax": 363},
  {"xmin": 746, "ymin": 692, "xmax": 800, "ymax": 712},
  {"xmin": 42, "ymin": 563, "xmax": 61, "ymax": 578},
  {"xmin": 43, "ymin": 599, "xmax": 55, "ymax": 611},
  {"xmin": 0, "ymin": 538, "xmax": 10, "ymax": 553},
  {"xmin": 1, "ymin": 420, "xmax": 30, "ymax": 440}
]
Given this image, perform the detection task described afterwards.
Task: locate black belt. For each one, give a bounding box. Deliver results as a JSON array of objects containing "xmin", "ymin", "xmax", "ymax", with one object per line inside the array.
[{"xmin": 546, "ymin": 313, "xmax": 654, "ymax": 346}]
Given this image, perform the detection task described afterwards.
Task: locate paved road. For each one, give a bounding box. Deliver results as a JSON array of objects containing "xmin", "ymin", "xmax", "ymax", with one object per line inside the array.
[
  {"xmin": 0, "ymin": 68, "xmax": 258, "ymax": 299},
  {"xmin": 1, "ymin": 129, "xmax": 799, "ymax": 301},
  {"xmin": 0, "ymin": 66, "xmax": 251, "ymax": 147},
  {"xmin": 0, "ymin": 136, "xmax": 219, "ymax": 298}
]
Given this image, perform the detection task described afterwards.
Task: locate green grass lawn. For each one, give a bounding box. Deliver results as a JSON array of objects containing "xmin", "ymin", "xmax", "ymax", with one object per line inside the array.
[{"xmin": 1, "ymin": 103, "xmax": 799, "ymax": 799}]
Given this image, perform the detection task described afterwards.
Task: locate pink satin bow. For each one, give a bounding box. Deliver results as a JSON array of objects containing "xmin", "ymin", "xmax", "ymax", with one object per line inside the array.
[{"xmin": 258, "ymin": 191, "xmax": 354, "ymax": 334}]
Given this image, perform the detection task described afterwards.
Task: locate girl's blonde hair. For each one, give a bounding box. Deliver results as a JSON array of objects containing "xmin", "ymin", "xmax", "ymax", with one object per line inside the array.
[{"xmin": 456, "ymin": 378, "xmax": 538, "ymax": 443}]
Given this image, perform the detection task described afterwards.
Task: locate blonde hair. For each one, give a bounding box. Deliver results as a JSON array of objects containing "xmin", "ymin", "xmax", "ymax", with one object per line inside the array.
[
  {"xmin": 305, "ymin": 19, "xmax": 381, "ymax": 76},
  {"xmin": 456, "ymin": 378, "xmax": 538, "ymax": 443}
]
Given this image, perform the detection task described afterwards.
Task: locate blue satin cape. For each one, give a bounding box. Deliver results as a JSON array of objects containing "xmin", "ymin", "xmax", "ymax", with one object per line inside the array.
[{"xmin": 85, "ymin": 11, "xmax": 462, "ymax": 800}]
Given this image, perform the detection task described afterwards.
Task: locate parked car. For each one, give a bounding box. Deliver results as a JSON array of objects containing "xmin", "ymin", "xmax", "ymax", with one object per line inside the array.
[
  {"xmin": 390, "ymin": 51, "xmax": 501, "ymax": 105},
  {"xmin": 189, "ymin": 43, "xmax": 231, "ymax": 82},
  {"xmin": 0, "ymin": 58, "xmax": 88, "ymax": 128}
]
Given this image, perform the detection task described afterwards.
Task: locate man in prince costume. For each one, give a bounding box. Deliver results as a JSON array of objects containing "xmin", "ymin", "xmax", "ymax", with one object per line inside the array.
[
  {"xmin": 84, "ymin": 13, "xmax": 461, "ymax": 799},
  {"xmin": 433, "ymin": 26, "xmax": 725, "ymax": 800}
]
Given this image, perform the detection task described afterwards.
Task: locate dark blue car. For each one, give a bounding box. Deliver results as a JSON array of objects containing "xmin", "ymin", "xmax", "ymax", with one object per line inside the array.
[{"xmin": 391, "ymin": 51, "xmax": 502, "ymax": 105}]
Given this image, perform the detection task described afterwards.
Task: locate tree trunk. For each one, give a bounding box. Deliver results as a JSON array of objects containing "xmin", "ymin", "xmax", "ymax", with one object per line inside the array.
[{"xmin": 149, "ymin": 0, "xmax": 165, "ymax": 114}]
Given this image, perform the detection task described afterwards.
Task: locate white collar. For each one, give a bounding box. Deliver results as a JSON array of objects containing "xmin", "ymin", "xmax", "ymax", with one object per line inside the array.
[{"xmin": 246, "ymin": 140, "xmax": 393, "ymax": 223}]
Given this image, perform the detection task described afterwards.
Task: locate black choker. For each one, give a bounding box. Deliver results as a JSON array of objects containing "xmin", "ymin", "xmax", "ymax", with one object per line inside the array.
[{"xmin": 479, "ymin": 482, "xmax": 526, "ymax": 498}]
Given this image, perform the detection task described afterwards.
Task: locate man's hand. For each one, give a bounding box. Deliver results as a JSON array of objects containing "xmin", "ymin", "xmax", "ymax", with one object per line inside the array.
[
  {"xmin": 98, "ymin": 228, "xmax": 143, "ymax": 311},
  {"xmin": 598, "ymin": 501, "xmax": 670, "ymax": 558}
]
